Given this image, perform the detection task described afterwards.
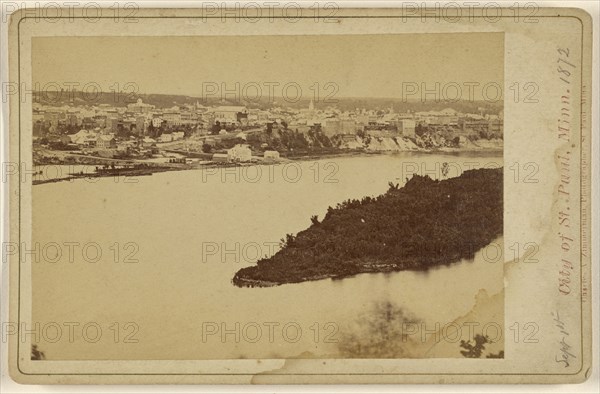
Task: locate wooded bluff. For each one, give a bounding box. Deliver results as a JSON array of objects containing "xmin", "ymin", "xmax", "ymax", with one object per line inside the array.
[{"xmin": 233, "ymin": 167, "xmax": 503, "ymax": 287}]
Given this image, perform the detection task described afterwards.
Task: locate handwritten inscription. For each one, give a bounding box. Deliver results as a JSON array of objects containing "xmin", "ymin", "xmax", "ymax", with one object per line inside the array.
[
  {"xmin": 557, "ymin": 47, "xmax": 575, "ymax": 142},
  {"xmin": 551, "ymin": 311, "xmax": 575, "ymax": 367}
]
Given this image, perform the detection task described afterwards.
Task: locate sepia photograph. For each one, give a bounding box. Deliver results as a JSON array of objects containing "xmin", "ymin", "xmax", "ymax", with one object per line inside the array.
[
  {"xmin": 3, "ymin": 4, "xmax": 594, "ymax": 386},
  {"xmin": 27, "ymin": 32, "xmax": 506, "ymax": 361}
]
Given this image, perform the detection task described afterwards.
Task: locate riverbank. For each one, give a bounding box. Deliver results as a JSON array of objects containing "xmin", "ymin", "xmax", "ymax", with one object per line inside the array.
[
  {"xmin": 31, "ymin": 165, "xmax": 179, "ymax": 185},
  {"xmin": 31, "ymin": 146, "xmax": 503, "ymax": 185},
  {"xmin": 232, "ymin": 167, "xmax": 503, "ymax": 287}
]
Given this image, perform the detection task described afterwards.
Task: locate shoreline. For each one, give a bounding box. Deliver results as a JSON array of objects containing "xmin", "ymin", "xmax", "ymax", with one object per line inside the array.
[
  {"xmin": 31, "ymin": 147, "xmax": 502, "ymax": 185},
  {"xmin": 232, "ymin": 257, "xmax": 473, "ymax": 288},
  {"xmin": 232, "ymin": 259, "xmax": 475, "ymax": 288}
]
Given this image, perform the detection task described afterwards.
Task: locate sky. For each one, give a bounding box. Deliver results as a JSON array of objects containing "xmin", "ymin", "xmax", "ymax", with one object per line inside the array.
[{"xmin": 32, "ymin": 33, "xmax": 503, "ymax": 100}]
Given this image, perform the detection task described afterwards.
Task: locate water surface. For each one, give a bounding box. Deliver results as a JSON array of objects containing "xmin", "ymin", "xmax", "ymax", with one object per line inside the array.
[{"xmin": 31, "ymin": 152, "xmax": 504, "ymax": 360}]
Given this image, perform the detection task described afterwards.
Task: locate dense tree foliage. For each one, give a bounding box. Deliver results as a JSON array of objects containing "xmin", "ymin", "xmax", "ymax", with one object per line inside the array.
[
  {"xmin": 460, "ymin": 334, "xmax": 504, "ymax": 358},
  {"xmin": 233, "ymin": 168, "xmax": 503, "ymax": 287}
]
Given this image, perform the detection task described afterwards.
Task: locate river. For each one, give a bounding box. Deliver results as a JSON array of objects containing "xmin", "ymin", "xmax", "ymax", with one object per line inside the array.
[{"xmin": 31, "ymin": 151, "xmax": 504, "ymax": 360}]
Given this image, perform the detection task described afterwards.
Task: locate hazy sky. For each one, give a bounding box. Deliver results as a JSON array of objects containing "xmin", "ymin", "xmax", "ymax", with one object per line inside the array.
[{"xmin": 33, "ymin": 33, "xmax": 503, "ymax": 99}]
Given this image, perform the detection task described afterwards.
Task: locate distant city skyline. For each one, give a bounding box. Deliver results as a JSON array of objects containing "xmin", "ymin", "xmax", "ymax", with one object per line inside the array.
[{"xmin": 33, "ymin": 33, "xmax": 503, "ymax": 100}]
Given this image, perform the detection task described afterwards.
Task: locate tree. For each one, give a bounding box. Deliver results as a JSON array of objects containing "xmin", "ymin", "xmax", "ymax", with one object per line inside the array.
[
  {"xmin": 459, "ymin": 334, "xmax": 489, "ymax": 358},
  {"xmin": 31, "ymin": 344, "xmax": 46, "ymax": 360},
  {"xmin": 232, "ymin": 168, "xmax": 503, "ymax": 288},
  {"xmin": 147, "ymin": 122, "xmax": 156, "ymax": 137},
  {"xmin": 441, "ymin": 162, "xmax": 450, "ymax": 178},
  {"xmin": 211, "ymin": 121, "xmax": 222, "ymax": 134},
  {"xmin": 338, "ymin": 301, "xmax": 420, "ymax": 358}
]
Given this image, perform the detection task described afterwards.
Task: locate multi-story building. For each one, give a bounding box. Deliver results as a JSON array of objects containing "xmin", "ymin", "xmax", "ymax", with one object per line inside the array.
[
  {"xmin": 397, "ymin": 119, "xmax": 416, "ymax": 137},
  {"xmin": 180, "ymin": 110, "xmax": 197, "ymax": 126},
  {"xmin": 213, "ymin": 106, "xmax": 248, "ymax": 125},
  {"xmin": 322, "ymin": 118, "xmax": 357, "ymax": 137},
  {"xmin": 127, "ymin": 98, "xmax": 155, "ymax": 114},
  {"xmin": 96, "ymin": 135, "xmax": 116, "ymax": 149},
  {"xmin": 151, "ymin": 116, "xmax": 164, "ymax": 128},
  {"xmin": 163, "ymin": 108, "xmax": 182, "ymax": 127}
]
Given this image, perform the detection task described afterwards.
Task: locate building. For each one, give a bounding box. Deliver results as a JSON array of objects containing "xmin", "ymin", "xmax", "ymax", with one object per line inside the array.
[
  {"xmin": 321, "ymin": 118, "xmax": 356, "ymax": 137},
  {"xmin": 322, "ymin": 119, "xmax": 340, "ymax": 137},
  {"xmin": 213, "ymin": 106, "xmax": 248, "ymax": 125},
  {"xmin": 171, "ymin": 131, "xmax": 185, "ymax": 141},
  {"xmin": 66, "ymin": 129, "xmax": 89, "ymax": 143},
  {"xmin": 68, "ymin": 129, "xmax": 98, "ymax": 147},
  {"xmin": 487, "ymin": 119, "xmax": 503, "ymax": 136},
  {"xmin": 92, "ymin": 116, "xmax": 106, "ymax": 129},
  {"xmin": 212, "ymin": 153, "xmax": 228, "ymax": 162},
  {"xmin": 151, "ymin": 117, "xmax": 164, "ymax": 128},
  {"xmin": 122, "ymin": 117, "xmax": 137, "ymax": 132},
  {"xmin": 96, "ymin": 135, "xmax": 116, "ymax": 149},
  {"xmin": 459, "ymin": 118, "xmax": 502, "ymax": 136},
  {"xmin": 180, "ymin": 111, "xmax": 198, "ymax": 126},
  {"xmin": 227, "ymin": 144, "xmax": 252, "ymax": 162},
  {"xmin": 163, "ymin": 109, "xmax": 182, "ymax": 127},
  {"xmin": 44, "ymin": 111, "xmax": 60, "ymax": 128},
  {"xmin": 340, "ymin": 120, "xmax": 357, "ymax": 134},
  {"xmin": 397, "ymin": 119, "xmax": 416, "ymax": 137},
  {"xmin": 439, "ymin": 107, "xmax": 458, "ymax": 117},
  {"xmin": 127, "ymin": 98, "xmax": 155, "ymax": 114},
  {"xmin": 78, "ymin": 135, "xmax": 98, "ymax": 147},
  {"xmin": 159, "ymin": 134, "xmax": 174, "ymax": 143},
  {"xmin": 79, "ymin": 117, "xmax": 95, "ymax": 129}
]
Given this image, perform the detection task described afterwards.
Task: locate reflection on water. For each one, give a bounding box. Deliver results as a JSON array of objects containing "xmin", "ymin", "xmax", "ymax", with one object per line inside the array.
[
  {"xmin": 31, "ymin": 152, "xmax": 504, "ymax": 360},
  {"xmin": 337, "ymin": 301, "xmax": 421, "ymax": 358}
]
